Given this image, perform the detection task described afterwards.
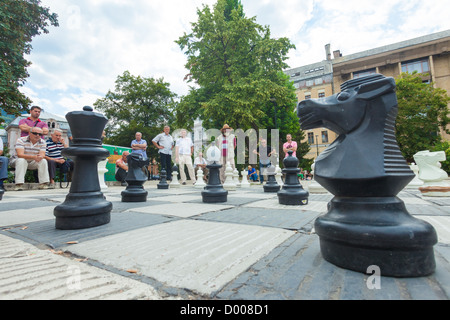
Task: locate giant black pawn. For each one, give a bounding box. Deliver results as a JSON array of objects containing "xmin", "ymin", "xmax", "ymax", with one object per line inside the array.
[
  {"xmin": 157, "ymin": 169, "xmax": 169, "ymax": 189},
  {"xmin": 121, "ymin": 153, "xmax": 150, "ymax": 202},
  {"xmin": 278, "ymin": 151, "xmax": 309, "ymax": 205},
  {"xmin": 54, "ymin": 106, "xmax": 112, "ymax": 230},
  {"xmin": 202, "ymin": 162, "xmax": 228, "ymax": 203},
  {"xmin": 263, "ymin": 165, "xmax": 280, "ymax": 193}
]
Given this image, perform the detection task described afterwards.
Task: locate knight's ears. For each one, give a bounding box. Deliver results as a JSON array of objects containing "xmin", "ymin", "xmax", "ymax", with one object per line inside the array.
[{"xmin": 356, "ymin": 77, "xmax": 396, "ymax": 100}]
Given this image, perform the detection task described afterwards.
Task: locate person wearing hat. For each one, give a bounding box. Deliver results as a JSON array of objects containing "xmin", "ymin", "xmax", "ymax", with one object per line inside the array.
[{"xmin": 216, "ymin": 124, "xmax": 236, "ymax": 183}]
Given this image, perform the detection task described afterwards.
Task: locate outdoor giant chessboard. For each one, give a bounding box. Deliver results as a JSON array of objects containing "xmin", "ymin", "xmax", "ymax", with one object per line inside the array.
[{"xmin": 1, "ymin": 183, "xmax": 449, "ymax": 300}]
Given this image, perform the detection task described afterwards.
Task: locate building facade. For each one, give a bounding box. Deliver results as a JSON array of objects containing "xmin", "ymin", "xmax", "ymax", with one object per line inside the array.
[
  {"xmin": 285, "ymin": 60, "xmax": 338, "ymax": 159},
  {"xmin": 285, "ymin": 29, "xmax": 450, "ymax": 160}
]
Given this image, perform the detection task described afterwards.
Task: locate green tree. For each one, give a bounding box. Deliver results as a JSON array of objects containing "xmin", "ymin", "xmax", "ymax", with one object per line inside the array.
[
  {"xmin": 395, "ymin": 72, "xmax": 450, "ymax": 162},
  {"xmin": 175, "ymin": 0, "xmax": 297, "ymax": 132},
  {"xmin": 0, "ymin": 0, "xmax": 58, "ymax": 122},
  {"xmin": 94, "ymin": 71, "xmax": 176, "ymax": 160}
]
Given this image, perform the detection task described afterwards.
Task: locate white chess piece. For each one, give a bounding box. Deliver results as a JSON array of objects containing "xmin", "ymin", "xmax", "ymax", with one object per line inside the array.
[
  {"xmin": 195, "ymin": 168, "xmax": 206, "ymax": 189},
  {"xmin": 233, "ymin": 168, "xmax": 241, "ymax": 187},
  {"xmin": 414, "ymin": 150, "xmax": 450, "ymax": 197},
  {"xmin": 240, "ymin": 169, "xmax": 250, "ymax": 188},
  {"xmin": 223, "ymin": 162, "xmax": 236, "ymax": 191},
  {"xmin": 275, "ymin": 165, "xmax": 283, "ymax": 186},
  {"xmin": 307, "ymin": 161, "xmax": 328, "ymax": 194},
  {"xmin": 171, "ymin": 166, "xmax": 181, "ymax": 188},
  {"xmin": 97, "ymin": 159, "xmax": 108, "ymax": 192},
  {"xmin": 406, "ymin": 162, "xmax": 424, "ymax": 189}
]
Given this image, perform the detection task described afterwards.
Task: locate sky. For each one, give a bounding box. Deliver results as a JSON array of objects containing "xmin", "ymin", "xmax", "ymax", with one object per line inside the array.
[{"xmin": 20, "ymin": 0, "xmax": 450, "ymax": 117}]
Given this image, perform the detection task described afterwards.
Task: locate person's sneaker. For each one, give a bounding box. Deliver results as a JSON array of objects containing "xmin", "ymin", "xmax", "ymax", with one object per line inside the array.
[
  {"xmin": 13, "ymin": 184, "xmax": 24, "ymax": 191},
  {"xmin": 48, "ymin": 183, "xmax": 56, "ymax": 189},
  {"xmin": 38, "ymin": 183, "xmax": 49, "ymax": 190},
  {"xmin": 182, "ymin": 182, "xmax": 186, "ymax": 185}
]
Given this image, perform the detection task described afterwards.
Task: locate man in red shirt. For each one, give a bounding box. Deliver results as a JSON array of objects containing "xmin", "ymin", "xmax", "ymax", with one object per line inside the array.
[{"xmin": 18, "ymin": 106, "xmax": 49, "ymax": 137}]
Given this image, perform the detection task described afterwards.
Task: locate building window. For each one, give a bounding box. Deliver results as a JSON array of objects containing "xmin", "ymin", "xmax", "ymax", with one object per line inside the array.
[
  {"xmin": 305, "ymin": 94, "xmax": 311, "ymax": 100},
  {"xmin": 401, "ymin": 58, "xmax": 430, "ymax": 74},
  {"xmin": 321, "ymin": 131, "xmax": 328, "ymax": 143},
  {"xmin": 318, "ymin": 92, "xmax": 325, "ymax": 98},
  {"xmin": 353, "ymin": 68, "xmax": 376, "ymax": 79},
  {"xmin": 307, "ymin": 132, "xmax": 314, "ymax": 144}
]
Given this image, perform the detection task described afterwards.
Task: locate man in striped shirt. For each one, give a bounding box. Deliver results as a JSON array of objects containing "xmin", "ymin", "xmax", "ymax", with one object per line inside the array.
[
  {"xmin": 9, "ymin": 127, "xmax": 50, "ymax": 190},
  {"xmin": 45, "ymin": 129, "xmax": 74, "ymax": 186}
]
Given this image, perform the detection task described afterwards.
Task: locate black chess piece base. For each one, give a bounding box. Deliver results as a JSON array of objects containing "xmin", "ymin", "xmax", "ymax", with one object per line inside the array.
[
  {"xmin": 157, "ymin": 169, "xmax": 169, "ymax": 190},
  {"xmin": 314, "ymin": 196, "xmax": 437, "ymax": 277},
  {"xmin": 54, "ymin": 192, "xmax": 112, "ymax": 230},
  {"xmin": 278, "ymin": 187, "xmax": 309, "ymax": 205},
  {"xmin": 202, "ymin": 162, "xmax": 228, "ymax": 203},
  {"xmin": 121, "ymin": 185, "xmax": 148, "ymax": 202},
  {"xmin": 263, "ymin": 174, "xmax": 280, "ymax": 193}
]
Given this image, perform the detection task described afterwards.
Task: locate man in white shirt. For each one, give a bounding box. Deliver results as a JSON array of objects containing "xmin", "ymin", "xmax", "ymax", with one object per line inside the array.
[
  {"xmin": 175, "ymin": 129, "xmax": 196, "ymax": 185},
  {"xmin": 152, "ymin": 126, "xmax": 174, "ymax": 180}
]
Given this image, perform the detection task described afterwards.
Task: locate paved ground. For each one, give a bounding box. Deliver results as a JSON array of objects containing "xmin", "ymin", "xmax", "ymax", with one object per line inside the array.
[{"xmin": 1, "ymin": 181, "xmax": 449, "ymax": 300}]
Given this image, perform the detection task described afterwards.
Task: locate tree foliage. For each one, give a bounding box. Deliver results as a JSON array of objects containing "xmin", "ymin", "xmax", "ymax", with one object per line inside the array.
[
  {"xmin": 395, "ymin": 72, "xmax": 450, "ymax": 162},
  {"xmin": 94, "ymin": 71, "xmax": 176, "ymax": 160},
  {"xmin": 175, "ymin": 0, "xmax": 296, "ymax": 131},
  {"xmin": 0, "ymin": 0, "xmax": 58, "ymax": 121},
  {"xmin": 175, "ymin": 0, "xmax": 309, "ymax": 162}
]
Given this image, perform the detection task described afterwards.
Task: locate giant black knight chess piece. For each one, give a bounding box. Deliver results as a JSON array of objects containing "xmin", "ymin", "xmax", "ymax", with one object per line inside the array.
[
  {"xmin": 121, "ymin": 153, "xmax": 150, "ymax": 202},
  {"xmin": 297, "ymin": 74, "xmax": 437, "ymax": 277},
  {"xmin": 54, "ymin": 106, "xmax": 112, "ymax": 230}
]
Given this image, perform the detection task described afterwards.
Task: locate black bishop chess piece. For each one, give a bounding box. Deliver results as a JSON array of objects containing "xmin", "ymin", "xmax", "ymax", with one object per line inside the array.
[
  {"xmin": 297, "ymin": 74, "xmax": 437, "ymax": 277},
  {"xmin": 54, "ymin": 106, "xmax": 112, "ymax": 230},
  {"xmin": 277, "ymin": 151, "xmax": 309, "ymax": 205},
  {"xmin": 121, "ymin": 153, "xmax": 150, "ymax": 202},
  {"xmin": 157, "ymin": 169, "xmax": 169, "ymax": 189},
  {"xmin": 263, "ymin": 165, "xmax": 280, "ymax": 193}
]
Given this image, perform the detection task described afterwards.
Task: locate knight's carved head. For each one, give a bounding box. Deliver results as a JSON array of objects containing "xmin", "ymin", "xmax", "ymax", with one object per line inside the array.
[{"xmin": 297, "ymin": 74, "xmax": 396, "ymax": 135}]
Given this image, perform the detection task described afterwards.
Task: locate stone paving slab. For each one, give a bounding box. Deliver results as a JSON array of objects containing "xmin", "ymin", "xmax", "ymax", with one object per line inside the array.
[
  {"xmin": 0, "ymin": 234, "xmax": 162, "ymax": 300},
  {"xmin": 62, "ymin": 219, "xmax": 294, "ymax": 296}
]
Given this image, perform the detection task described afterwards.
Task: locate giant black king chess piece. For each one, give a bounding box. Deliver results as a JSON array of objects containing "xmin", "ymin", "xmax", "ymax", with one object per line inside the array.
[
  {"xmin": 54, "ymin": 106, "xmax": 112, "ymax": 230},
  {"xmin": 297, "ymin": 74, "xmax": 437, "ymax": 277}
]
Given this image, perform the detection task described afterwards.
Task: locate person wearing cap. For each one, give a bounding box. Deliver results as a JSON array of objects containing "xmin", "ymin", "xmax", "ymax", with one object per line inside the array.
[
  {"xmin": 18, "ymin": 106, "xmax": 49, "ymax": 137},
  {"xmin": 216, "ymin": 124, "xmax": 236, "ymax": 183}
]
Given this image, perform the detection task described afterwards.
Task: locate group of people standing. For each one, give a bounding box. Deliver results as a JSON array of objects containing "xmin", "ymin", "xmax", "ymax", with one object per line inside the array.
[
  {"xmin": 118, "ymin": 124, "xmax": 299, "ymax": 186},
  {"xmin": 0, "ymin": 107, "xmax": 301, "ymax": 191}
]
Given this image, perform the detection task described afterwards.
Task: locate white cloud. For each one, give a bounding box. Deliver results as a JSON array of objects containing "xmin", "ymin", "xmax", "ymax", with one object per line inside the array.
[{"xmin": 19, "ymin": 0, "xmax": 450, "ymax": 117}]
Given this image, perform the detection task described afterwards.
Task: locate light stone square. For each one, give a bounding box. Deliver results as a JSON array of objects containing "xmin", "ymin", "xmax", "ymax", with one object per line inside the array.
[
  {"xmin": 416, "ymin": 216, "xmax": 450, "ymax": 244},
  {"xmin": 243, "ymin": 198, "xmax": 328, "ymax": 212},
  {"xmin": 126, "ymin": 202, "xmax": 234, "ymax": 218},
  {"xmin": 63, "ymin": 219, "xmax": 295, "ymax": 295},
  {"xmin": 0, "ymin": 206, "xmax": 55, "ymax": 227}
]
